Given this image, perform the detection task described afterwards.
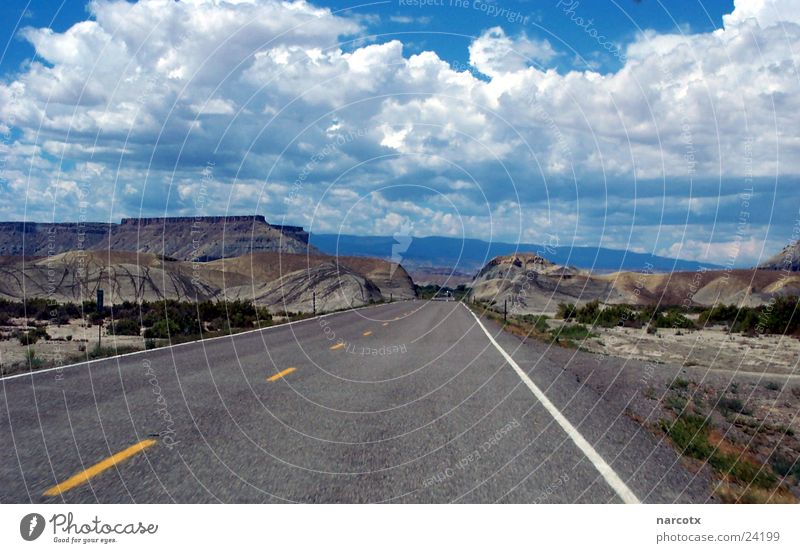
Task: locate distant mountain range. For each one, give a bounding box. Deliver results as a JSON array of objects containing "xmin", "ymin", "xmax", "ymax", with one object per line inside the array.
[{"xmin": 310, "ymin": 234, "xmax": 723, "ymax": 274}]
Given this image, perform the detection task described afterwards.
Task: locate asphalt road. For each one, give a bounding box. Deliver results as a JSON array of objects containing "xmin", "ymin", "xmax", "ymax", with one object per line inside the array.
[{"xmin": 0, "ymin": 300, "xmax": 708, "ymax": 503}]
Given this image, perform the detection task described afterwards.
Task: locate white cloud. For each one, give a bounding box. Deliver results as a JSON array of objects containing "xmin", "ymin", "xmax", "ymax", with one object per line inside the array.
[
  {"xmin": 1, "ymin": 0, "xmax": 799, "ymax": 263},
  {"xmin": 468, "ymin": 27, "xmax": 556, "ymax": 77}
]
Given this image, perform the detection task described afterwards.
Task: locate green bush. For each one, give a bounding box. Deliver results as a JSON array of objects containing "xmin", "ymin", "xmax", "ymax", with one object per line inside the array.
[
  {"xmin": 556, "ymin": 303, "xmax": 576, "ymax": 320},
  {"xmin": 698, "ymin": 297, "xmax": 800, "ymax": 335},
  {"xmin": 109, "ymin": 318, "xmax": 141, "ymax": 336},
  {"xmin": 572, "ymin": 301, "xmax": 636, "ymax": 328},
  {"xmin": 15, "ymin": 327, "xmax": 49, "ymax": 346},
  {"xmin": 662, "ymin": 413, "xmax": 778, "ymax": 489},
  {"xmin": 716, "ymin": 396, "xmax": 752, "ymax": 416},
  {"xmin": 519, "ymin": 314, "xmax": 549, "ymax": 333},
  {"xmin": 143, "ymin": 318, "xmax": 181, "ymax": 339},
  {"xmin": 554, "ymin": 324, "xmax": 595, "ymax": 341},
  {"xmin": 771, "ymin": 454, "xmax": 800, "ymax": 480},
  {"xmin": 670, "ymin": 378, "xmax": 691, "ymax": 390},
  {"xmin": 655, "ymin": 309, "xmax": 696, "ymax": 329},
  {"xmin": 662, "ymin": 414, "xmax": 713, "ymax": 460}
]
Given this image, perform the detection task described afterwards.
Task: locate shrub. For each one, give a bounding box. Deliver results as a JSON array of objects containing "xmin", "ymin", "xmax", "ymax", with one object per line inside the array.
[
  {"xmin": 519, "ymin": 314, "xmax": 549, "ymax": 333},
  {"xmin": 143, "ymin": 318, "xmax": 181, "ymax": 339},
  {"xmin": 717, "ymin": 396, "xmax": 752, "ymax": 416},
  {"xmin": 554, "ymin": 324, "xmax": 595, "ymax": 341},
  {"xmin": 556, "ymin": 303, "xmax": 576, "ymax": 320},
  {"xmin": 109, "ymin": 318, "xmax": 141, "ymax": 336},
  {"xmin": 26, "ymin": 348, "xmax": 43, "ymax": 369},
  {"xmin": 655, "ymin": 310, "xmax": 696, "ymax": 329},
  {"xmin": 771, "ymin": 454, "xmax": 800, "ymax": 480},
  {"xmin": 670, "ymin": 378, "xmax": 690, "ymax": 390},
  {"xmin": 662, "ymin": 414, "xmax": 713, "ymax": 460},
  {"xmin": 16, "ymin": 327, "xmax": 49, "ymax": 346}
]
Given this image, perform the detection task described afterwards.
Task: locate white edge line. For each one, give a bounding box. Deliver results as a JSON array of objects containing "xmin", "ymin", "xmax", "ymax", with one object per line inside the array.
[
  {"xmin": 467, "ymin": 306, "xmax": 641, "ymax": 504},
  {"xmin": 0, "ymin": 300, "xmax": 411, "ymax": 383}
]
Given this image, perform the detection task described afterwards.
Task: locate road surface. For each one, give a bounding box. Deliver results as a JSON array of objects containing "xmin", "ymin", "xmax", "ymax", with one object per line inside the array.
[{"xmin": 0, "ymin": 301, "xmax": 707, "ymax": 503}]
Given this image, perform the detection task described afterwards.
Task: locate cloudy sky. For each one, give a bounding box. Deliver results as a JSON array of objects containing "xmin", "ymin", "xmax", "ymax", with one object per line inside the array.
[{"xmin": 0, "ymin": 0, "xmax": 798, "ymax": 266}]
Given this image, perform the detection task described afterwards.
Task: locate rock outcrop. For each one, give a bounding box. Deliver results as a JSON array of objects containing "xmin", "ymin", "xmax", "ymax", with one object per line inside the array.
[
  {"xmin": 758, "ymin": 241, "xmax": 800, "ymax": 272},
  {"xmin": 470, "ymin": 254, "xmax": 619, "ymax": 313},
  {"xmin": 0, "ymin": 250, "xmax": 416, "ymax": 312},
  {"xmin": 470, "ymin": 253, "xmax": 800, "ymax": 314}
]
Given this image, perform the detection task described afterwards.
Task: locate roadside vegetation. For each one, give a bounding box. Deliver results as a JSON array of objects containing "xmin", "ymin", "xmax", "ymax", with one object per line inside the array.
[
  {"xmin": 554, "ymin": 296, "xmax": 800, "ymax": 336},
  {"xmin": 469, "ymin": 301, "xmax": 596, "ymax": 349},
  {"xmin": 415, "ymin": 284, "xmax": 471, "ymax": 301},
  {"xmin": 0, "ymin": 298, "xmax": 308, "ymax": 376},
  {"xmin": 470, "ymin": 296, "xmax": 800, "ymax": 502},
  {"xmin": 656, "ymin": 379, "xmax": 800, "ymax": 503},
  {"xmin": 558, "ymin": 300, "xmax": 695, "ymax": 331}
]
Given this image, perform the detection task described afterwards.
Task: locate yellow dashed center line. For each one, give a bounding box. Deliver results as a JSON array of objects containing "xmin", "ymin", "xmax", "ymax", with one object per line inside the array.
[
  {"xmin": 330, "ymin": 342, "xmax": 345, "ymax": 351},
  {"xmin": 362, "ymin": 330, "xmax": 373, "ymax": 336},
  {"xmin": 267, "ymin": 367, "xmax": 297, "ymax": 382},
  {"xmin": 43, "ymin": 439, "xmax": 156, "ymax": 497}
]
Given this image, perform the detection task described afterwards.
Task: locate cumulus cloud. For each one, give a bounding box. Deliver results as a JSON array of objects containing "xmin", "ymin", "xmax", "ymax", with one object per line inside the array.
[
  {"xmin": 468, "ymin": 27, "xmax": 556, "ymax": 76},
  {"xmin": 1, "ymin": 0, "xmax": 799, "ymax": 265}
]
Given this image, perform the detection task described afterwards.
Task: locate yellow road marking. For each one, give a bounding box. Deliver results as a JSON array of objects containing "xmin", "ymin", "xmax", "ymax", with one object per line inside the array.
[
  {"xmin": 267, "ymin": 367, "xmax": 296, "ymax": 382},
  {"xmin": 382, "ymin": 322, "xmax": 389, "ymax": 326},
  {"xmin": 330, "ymin": 342, "xmax": 345, "ymax": 351},
  {"xmin": 43, "ymin": 439, "xmax": 156, "ymax": 497},
  {"xmin": 362, "ymin": 330, "xmax": 373, "ymax": 336}
]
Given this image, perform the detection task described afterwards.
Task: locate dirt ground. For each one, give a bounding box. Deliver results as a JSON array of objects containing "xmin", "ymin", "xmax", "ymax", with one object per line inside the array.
[
  {"xmin": 531, "ymin": 319, "xmax": 800, "ymax": 502},
  {"xmin": 0, "ymin": 318, "xmax": 144, "ymax": 370},
  {"xmin": 579, "ymin": 324, "xmax": 800, "ymax": 378}
]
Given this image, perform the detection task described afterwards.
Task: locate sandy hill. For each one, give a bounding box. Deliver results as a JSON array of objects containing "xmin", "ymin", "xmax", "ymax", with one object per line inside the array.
[
  {"xmin": 470, "ymin": 254, "xmax": 615, "ymax": 313},
  {"xmin": 470, "ymin": 253, "xmax": 800, "ymax": 314}
]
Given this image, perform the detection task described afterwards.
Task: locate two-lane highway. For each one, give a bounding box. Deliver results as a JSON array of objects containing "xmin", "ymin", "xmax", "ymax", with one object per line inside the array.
[{"xmin": 0, "ymin": 301, "xmax": 706, "ymax": 503}]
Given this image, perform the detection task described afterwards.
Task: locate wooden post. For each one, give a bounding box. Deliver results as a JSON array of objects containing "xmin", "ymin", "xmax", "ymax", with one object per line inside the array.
[{"xmin": 504, "ymin": 299, "xmax": 507, "ymax": 322}]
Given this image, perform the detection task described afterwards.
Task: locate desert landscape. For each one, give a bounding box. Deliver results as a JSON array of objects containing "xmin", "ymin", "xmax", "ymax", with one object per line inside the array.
[{"xmin": 2, "ymin": 216, "xmax": 800, "ymax": 504}]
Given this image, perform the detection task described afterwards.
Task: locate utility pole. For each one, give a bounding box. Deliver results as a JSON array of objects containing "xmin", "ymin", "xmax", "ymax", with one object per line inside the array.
[
  {"xmin": 390, "ymin": 293, "xmax": 393, "ymax": 303},
  {"xmin": 503, "ymin": 299, "xmax": 507, "ymax": 323},
  {"xmin": 97, "ymin": 289, "xmax": 104, "ymax": 349},
  {"xmin": 312, "ymin": 291, "xmax": 316, "ymax": 316}
]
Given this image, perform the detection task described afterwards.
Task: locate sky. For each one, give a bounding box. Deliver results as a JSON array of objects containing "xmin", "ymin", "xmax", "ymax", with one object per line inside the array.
[{"xmin": 0, "ymin": 0, "xmax": 797, "ymax": 266}]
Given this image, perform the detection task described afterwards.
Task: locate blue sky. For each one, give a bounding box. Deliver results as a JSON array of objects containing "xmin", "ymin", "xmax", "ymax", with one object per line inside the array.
[{"xmin": 0, "ymin": 0, "xmax": 797, "ymax": 266}]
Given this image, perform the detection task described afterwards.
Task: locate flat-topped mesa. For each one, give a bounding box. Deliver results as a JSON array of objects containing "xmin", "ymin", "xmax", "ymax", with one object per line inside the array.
[
  {"xmin": 265, "ymin": 223, "xmax": 309, "ymax": 245},
  {"xmin": 0, "ymin": 215, "xmax": 315, "ymax": 259},
  {"xmin": 120, "ymin": 215, "xmax": 268, "ymax": 226},
  {"xmin": 117, "ymin": 216, "xmax": 309, "ymax": 245}
]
